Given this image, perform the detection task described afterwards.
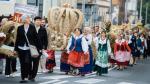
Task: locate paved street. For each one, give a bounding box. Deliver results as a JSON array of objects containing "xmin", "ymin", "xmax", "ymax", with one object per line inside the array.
[{"xmin": 0, "ymin": 51, "xmax": 150, "ymax": 84}]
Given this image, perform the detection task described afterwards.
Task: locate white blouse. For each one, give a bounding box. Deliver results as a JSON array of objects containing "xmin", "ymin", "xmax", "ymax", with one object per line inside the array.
[
  {"xmin": 95, "ymin": 37, "xmax": 111, "ymax": 55},
  {"xmin": 84, "ymin": 34, "xmax": 92, "ymax": 45},
  {"xmin": 67, "ymin": 34, "xmax": 88, "ymax": 53}
]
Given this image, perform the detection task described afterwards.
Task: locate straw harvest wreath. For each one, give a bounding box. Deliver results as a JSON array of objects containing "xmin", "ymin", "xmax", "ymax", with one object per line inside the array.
[
  {"xmin": 47, "ymin": 4, "xmax": 84, "ymax": 50},
  {"xmin": 47, "ymin": 3, "xmax": 84, "ymax": 34}
]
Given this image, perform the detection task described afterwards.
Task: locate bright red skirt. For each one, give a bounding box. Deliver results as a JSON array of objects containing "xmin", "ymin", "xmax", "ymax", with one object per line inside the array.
[
  {"xmin": 46, "ymin": 50, "xmax": 56, "ymax": 70},
  {"xmin": 68, "ymin": 51, "xmax": 89, "ymax": 68}
]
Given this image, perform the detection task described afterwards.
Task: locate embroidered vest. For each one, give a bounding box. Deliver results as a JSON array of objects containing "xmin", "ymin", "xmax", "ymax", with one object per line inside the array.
[
  {"xmin": 98, "ymin": 38, "xmax": 107, "ymax": 51},
  {"xmin": 69, "ymin": 36, "xmax": 83, "ymax": 52}
]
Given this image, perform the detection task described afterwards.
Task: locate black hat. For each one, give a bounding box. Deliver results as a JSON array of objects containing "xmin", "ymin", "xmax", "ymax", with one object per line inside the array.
[{"xmin": 34, "ymin": 16, "xmax": 42, "ymax": 21}]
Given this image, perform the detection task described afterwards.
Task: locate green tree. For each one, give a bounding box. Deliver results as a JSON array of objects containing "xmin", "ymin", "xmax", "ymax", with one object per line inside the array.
[{"xmin": 137, "ymin": 0, "xmax": 150, "ymax": 24}]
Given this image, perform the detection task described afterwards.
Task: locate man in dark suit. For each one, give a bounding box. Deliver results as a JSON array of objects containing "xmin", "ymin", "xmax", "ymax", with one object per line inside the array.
[
  {"xmin": 34, "ymin": 16, "xmax": 48, "ymax": 73},
  {"xmin": 94, "ymin": 26, "xmax": 100, "ymax": 37},
  {"xmin": 34, "ymin": 16, "xmax": 48, "ymax": 50},
  {"xmin": 14, "ymin": 15, "xmax": 42, "ymax": 83}
]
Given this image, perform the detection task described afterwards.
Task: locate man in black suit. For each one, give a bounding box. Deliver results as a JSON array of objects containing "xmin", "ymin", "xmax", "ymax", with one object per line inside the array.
[
  {"xmin": 34, "ymin": 16, "xmax": 48, "ymax": 73},
  {"xmin": 94, "ymin": 26, "xmax": 100, "ymax": 37},
  {"xmin": 14, "ymin": 15, "xmax": 42, "ymax": 83},
  {"xmin": 34, "ymin": 16, "xmax": 48, "ymax": 50}
]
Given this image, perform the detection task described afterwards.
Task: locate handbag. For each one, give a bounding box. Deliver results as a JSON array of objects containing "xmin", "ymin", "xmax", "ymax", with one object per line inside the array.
[{"xmin": 24, "ymin": 33, "xmax": 39, "ymax": 58}]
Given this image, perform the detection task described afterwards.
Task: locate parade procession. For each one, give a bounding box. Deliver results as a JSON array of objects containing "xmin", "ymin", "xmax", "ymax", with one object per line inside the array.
[{"xmin": 0, "ymin": 0, "xmax": 150, "ymax": 84}]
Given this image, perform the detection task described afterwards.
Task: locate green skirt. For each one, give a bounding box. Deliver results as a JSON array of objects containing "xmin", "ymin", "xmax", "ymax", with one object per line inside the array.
[
  {"xmin": 93, "ymin": 65, "xmax": 108, "ymax": 74},
  {"xmin": 93, "ymin": 51, "xmax": 108, "ymax": 74}
]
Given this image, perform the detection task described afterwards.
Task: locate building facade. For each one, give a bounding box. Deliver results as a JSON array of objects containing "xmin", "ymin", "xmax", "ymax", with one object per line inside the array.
[
  {"xmin": 126, "ymin": 0, "xmax": 138, "ymax": 24},
  {"xmin": 77, "ymin": 0, "xmax": 111, "ymax": 26},
  {"xmin": 111, "ymin": 0, "xmax": 138, "ymax": 25},
  {"xmin": 0, "ymin": 0, "xmax": 15, "ymax": 16}
]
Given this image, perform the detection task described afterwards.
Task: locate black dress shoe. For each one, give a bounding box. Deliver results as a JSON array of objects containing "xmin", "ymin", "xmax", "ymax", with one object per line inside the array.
[
  {"xmin": 117, "ymin": 68, "xmax": 120, "ymax": 70},
  {"xmin": 129, "ymin": 64, "xmax": 133, "ymax": 67},
  {"xmin": 81, "ymin": 74, "xmax": 85, "ymax": 77},
  {"xmin": 65, "ymin": 72, "xmax": 68, "ymax": 75},
  {"xmin": 19, "ymin": 80, "xmax": 28, "ymax": 83},
  {"xmin": 30, "ymin": 79, "xmax": 35, "ymax": 82},
  {"xmin": 48, "ymin": 70, "xmax": 53, "ymax": 73}
]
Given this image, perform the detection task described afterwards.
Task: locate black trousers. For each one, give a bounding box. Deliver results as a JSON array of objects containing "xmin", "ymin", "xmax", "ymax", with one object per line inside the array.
[
  {"xmin": 18, "ymin": 49, "xmax": 40, "ymax": 80},
  {"xmin": 5, "ymin": 57, "xmax": 17, "ymax": 75}
]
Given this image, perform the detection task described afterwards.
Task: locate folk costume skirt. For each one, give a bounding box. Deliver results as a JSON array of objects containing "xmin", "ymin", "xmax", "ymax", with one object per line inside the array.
[
  {"xmin": 68, "ymin": 51, "xmax": 89, "ymax": 68},
  {"xmin": 46, "ymin": 50, "xmax": 56, "ymax": 70},
  {"xmin": 60, "ymin": 51, "xmax": 70, "ymax": 72}
]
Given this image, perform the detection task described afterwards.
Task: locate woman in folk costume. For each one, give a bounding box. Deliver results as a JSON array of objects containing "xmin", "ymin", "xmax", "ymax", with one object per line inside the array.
[
  {"xmin": 67, "ymin": 28, "xmax": 89, "ymax": 76},
  {"xmin": 94, "ymin": 31, "xmax": 111, "ymax": 75},
  {"xmin": 60, "ymin": 32, "xmax": 71, "ymax": 74},
  {"xmin": 114, "ymin": 33, "xmax": 131, "ymax": 70},
  {"xmin": 79, "ymin": 27, "xmax": 93, "ymax": 76}
]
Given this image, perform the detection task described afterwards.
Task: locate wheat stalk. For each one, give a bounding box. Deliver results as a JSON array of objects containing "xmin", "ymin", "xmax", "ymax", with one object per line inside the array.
[
  {"xmin": 69, "ymin": 9, "xmax": 77, "ymax": 32},
  {"xmin": 47, "ymin": 8, "xmax": 52, "ymax": 28},
  {"xmin": 74, "ymin": 9, "xmax": 84, "ymax": 29}
]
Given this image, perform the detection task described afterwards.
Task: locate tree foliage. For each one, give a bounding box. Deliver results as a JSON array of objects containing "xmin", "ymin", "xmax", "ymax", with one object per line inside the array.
[{"xmin": 137, "ymin": 0, "xmax": 150, "ymax": 24}]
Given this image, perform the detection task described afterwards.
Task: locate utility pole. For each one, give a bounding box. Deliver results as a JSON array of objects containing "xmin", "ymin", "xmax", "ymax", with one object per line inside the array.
[
  {"xmin": 140, "ymin": 0, "xmax": 143, "ymax": 21},
  {"xmin": 145, "ymin": 3, "xmax": 148, "ymax": 24},
  {"xmin": 82, "ymin": 0, "xmax": 85, "ymax": 27},
  {"xmin": 109, "ymin": 0, "xmax": 112, "ymax": 22},
  {"xmin": 82, "ymin": 0, "xmax": 85, "ymax": 14},
  {"xmin": 36, "ymin": 0, "xmax": 39, "ymax": 6},
  {"xmin": 125, "ymin": 0, "xmax": 128, "ymax": 22}
]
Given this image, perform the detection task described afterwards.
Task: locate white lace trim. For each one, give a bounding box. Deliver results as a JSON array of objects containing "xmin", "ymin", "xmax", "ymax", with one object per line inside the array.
[
  {"xmin": 99, "ymin": 38, "xmax": 107, "ymax": 44},
  {"xmin": 95, "ymin": 61, "xmax": 108, "ymax": 68}
]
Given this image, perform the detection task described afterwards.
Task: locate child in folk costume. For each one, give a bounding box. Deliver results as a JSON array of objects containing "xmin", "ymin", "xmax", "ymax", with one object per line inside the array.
[
  {"xmin": 94, "ymin": 31, "xmax": 111, "ymax": 75},
  {"xmin": 60, "ymin": 32, "xmax": 71, "ymax": 74},
  {"xmin": 67, "ymin": 28, "xmax": 89, "ymax": 76},
  {"xmin": 114, "ymin": 34, "xmax": 131, "ymax": 70},
  {"xmin": 79, "ymin": 27, "xmax": 93, "ymax": 76}
]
